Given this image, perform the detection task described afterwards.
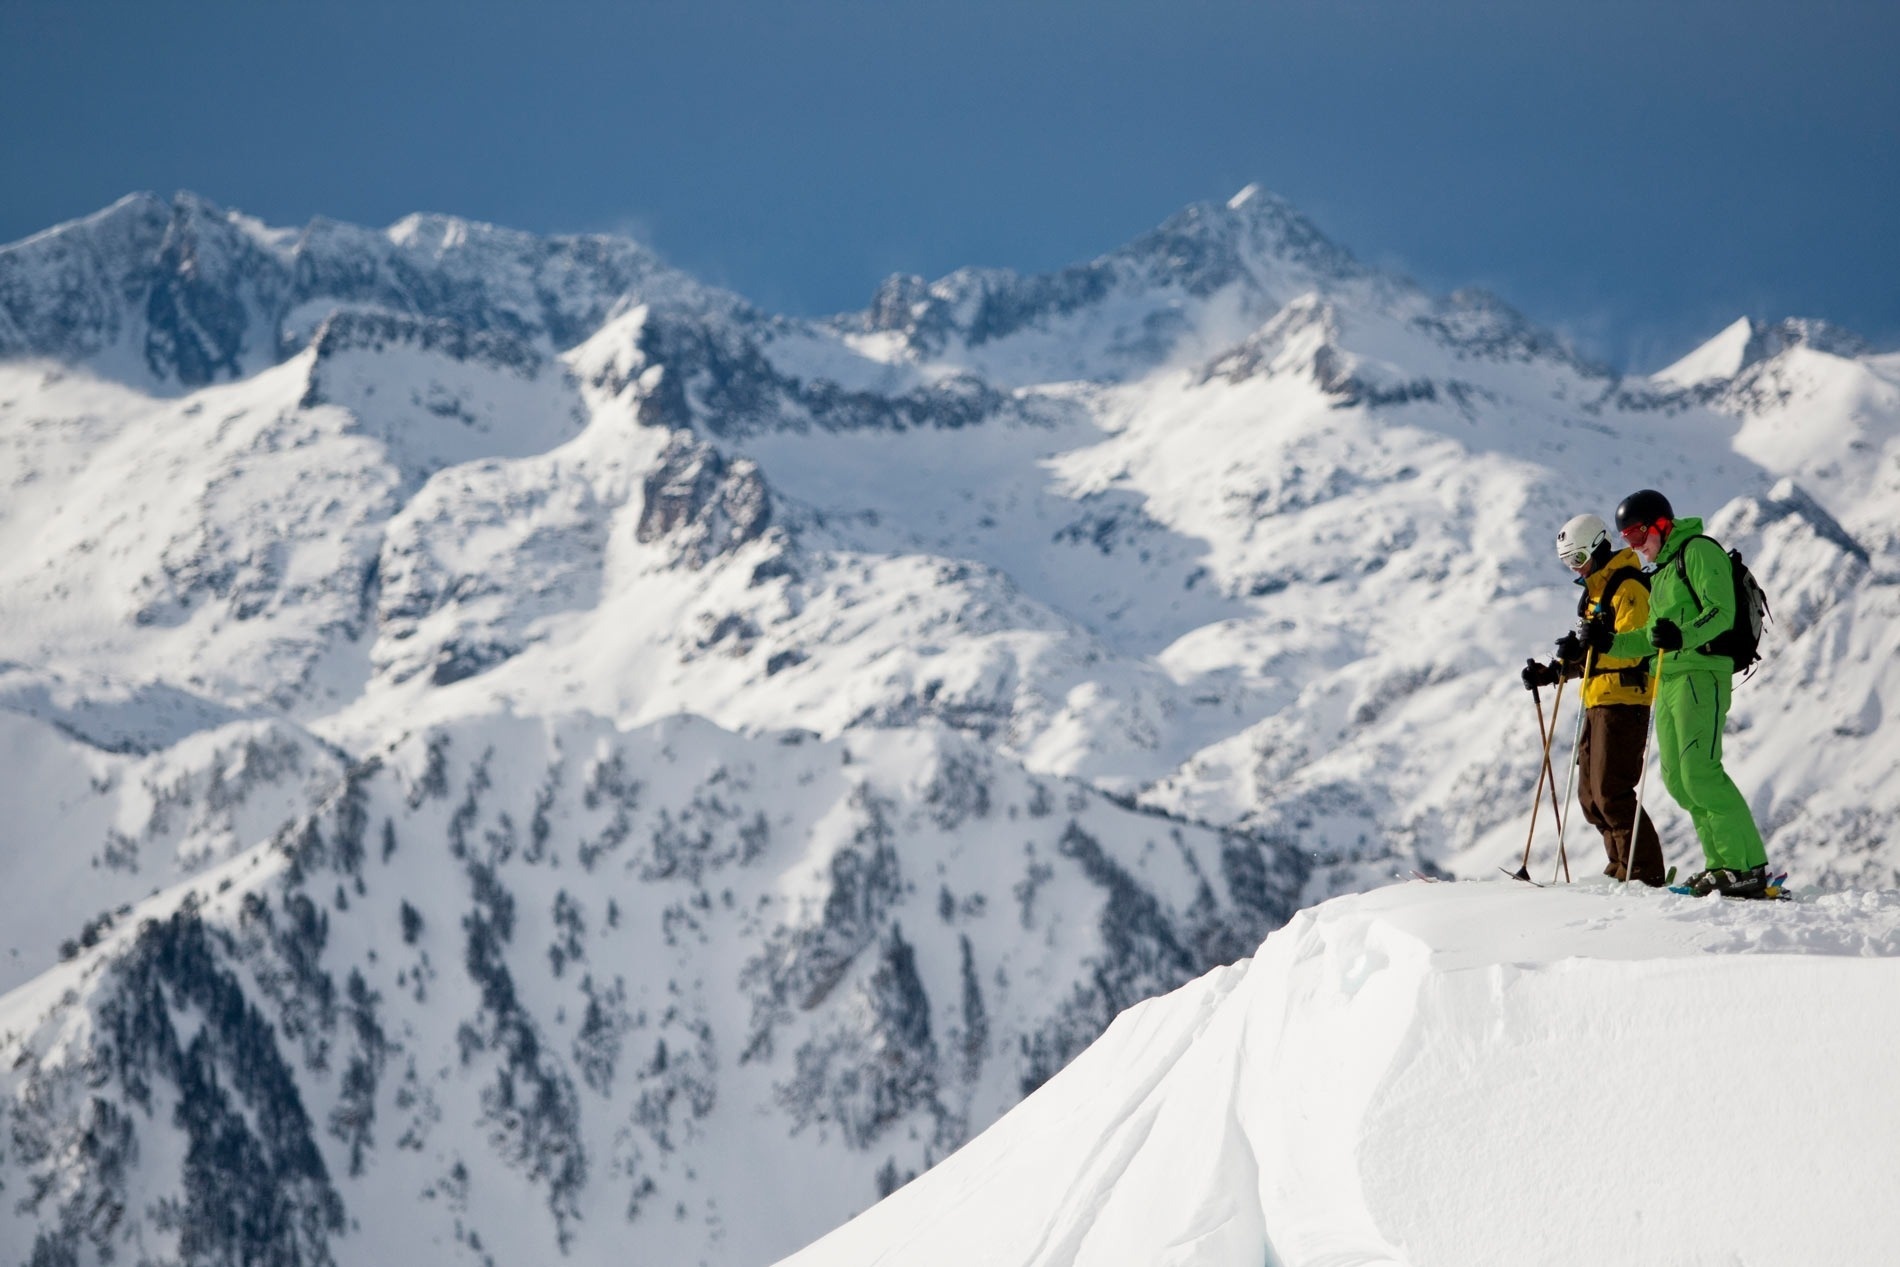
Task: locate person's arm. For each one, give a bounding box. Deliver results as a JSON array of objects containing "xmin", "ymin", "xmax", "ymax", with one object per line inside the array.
[{"xmin": 1604, "ymin": 609, "xmax": 1651, "ymax": 661}]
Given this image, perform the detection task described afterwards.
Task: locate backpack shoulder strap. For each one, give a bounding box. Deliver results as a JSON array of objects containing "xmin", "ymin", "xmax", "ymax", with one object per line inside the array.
[
  {"xmin": 1608, "ymin": 563, "xmax": 1650, "ymax": 600},
  {"xmin": 1670, "ymin": 534, "xmax": 1719, "ymax": 611},
  {"xmin": 1589, "ymin": 564, "xmax": 1649, "ymax": 617}
]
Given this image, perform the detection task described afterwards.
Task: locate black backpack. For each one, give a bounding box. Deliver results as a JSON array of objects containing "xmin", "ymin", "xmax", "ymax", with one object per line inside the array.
[{"xmin": 1672, "ymin": 535, "xmax": 1771, "ymax": 676}]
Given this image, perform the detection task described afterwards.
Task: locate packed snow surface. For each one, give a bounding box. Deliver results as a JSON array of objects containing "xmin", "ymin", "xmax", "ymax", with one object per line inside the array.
[{"xmin": 780, "ymin": 877, "xmax": 1900, "ymax": 1267}]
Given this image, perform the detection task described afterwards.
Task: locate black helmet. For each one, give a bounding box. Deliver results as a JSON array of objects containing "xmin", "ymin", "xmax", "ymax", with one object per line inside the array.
[{"xmin": 1614, "ymin": 489, "xmax": 1674, "ymax": 534}]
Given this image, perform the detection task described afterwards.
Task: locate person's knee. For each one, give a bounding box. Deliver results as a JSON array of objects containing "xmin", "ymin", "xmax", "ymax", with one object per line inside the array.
[
  {"xmin": 1576, "ymin": 786, "xmax": 1607, "ymax": 824},
  {"xmin": 1658, "ymin": 759, "xmax": 1690, "ymax": 806},
  {"xmin": 1595, "ymin": 801, "xmax": 1635, "ymax": 838},
  {"xmin": 1676, "ymin": 756, "xmax": 1737, "ymax": 814}
]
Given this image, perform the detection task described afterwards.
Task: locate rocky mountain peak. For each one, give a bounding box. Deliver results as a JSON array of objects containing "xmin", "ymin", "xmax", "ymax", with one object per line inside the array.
[
  {"xmin": 840, "ymin": 184, "xmax": 1385, "ymax": 380},
  {"xmin": 386, "ymin": 209, "xmax": 496, "ymax": 252},
  {"xmin": 1133, "ymin": 183, "xmax": 1367, "ymax": 291},
  {"xmin": 1742, "ymin": 316, "xmax": 1870, "ymax": 367},
  {"xmin": 1414, "ymin": 287, "xmax": 1603, "ymax": 374},
  {"xmin": 1655, "ymin": 315, "xmax": 1873, "ymax": 390},
  {"xmin": 1, "ymin": 192, "xmax": 737, "ymax": 390}
]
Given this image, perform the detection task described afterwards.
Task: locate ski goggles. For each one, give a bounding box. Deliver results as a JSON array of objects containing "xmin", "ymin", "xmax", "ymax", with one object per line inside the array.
[
  {"xmin": 1561, "ymin": 547, "xmax": 1591, "ymax": 569},
  {"xmin": 1620, "ymin": 518, "xmax": 1668, "ymax": 547}
]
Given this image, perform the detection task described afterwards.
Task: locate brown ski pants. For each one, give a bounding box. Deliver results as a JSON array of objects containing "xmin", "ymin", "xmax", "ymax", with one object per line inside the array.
[{"xmin": 1577, "ymin": 703, "xmax": 1667, "ymax": 885}]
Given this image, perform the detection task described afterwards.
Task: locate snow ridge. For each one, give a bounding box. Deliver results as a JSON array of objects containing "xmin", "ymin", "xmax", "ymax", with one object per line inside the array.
[{"xmin": 782, "ymin": 880, "xmax": 1900, "ymax": 1267}]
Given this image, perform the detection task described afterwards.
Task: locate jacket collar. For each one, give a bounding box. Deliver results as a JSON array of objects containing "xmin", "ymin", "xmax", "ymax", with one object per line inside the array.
[
  {"xmin": 1580, "ymin": 546, "xmax": 1646, "ymax": 594},
  {"xmin": 1654, "ymin": 516, "xmax": 1706, "ymax": 567}
]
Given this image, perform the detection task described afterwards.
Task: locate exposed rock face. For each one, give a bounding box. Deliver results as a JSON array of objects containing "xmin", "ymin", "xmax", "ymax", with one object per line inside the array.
[
  {"xmin": 637, "ymin": 433, "xmax": 773, "ymax": 566},
  {"xmin": 0, "ymin": 192, "xmax": 724, "ymax": 389},
  {"xmin": 0, "ymin": 194, "xmax": 173, "ymax": 364},
  {"xmin": 1741, "ymin": 317, "xmax": 1869, "ymax": 367},
  {"xmin": 1195, "ymin": 295, "xmax": 1341, "ymax": 387},
  {"xmin": 305, "ymin": 309, "xmax": 545, "ymax": 388},
  {"xmin": 631, "ymin": 308, "xmax": 1025, "ymax": 438},
  {"xmin": 143, "ymin": 195, "xmax": 290, "ymax": 385},
  {"xmin": 845, "ymin": 185, "xmax": 1372, "ymax": 366},
  {"xmin": 1412, "ymin": 287, "xmax": 1605, "ymax": 371}
]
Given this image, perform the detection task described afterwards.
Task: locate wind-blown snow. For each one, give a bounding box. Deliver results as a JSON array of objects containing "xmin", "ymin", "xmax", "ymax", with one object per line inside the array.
[{"xmin": 781, "ymin": 877, "xmax": 1900, "ymax": 1267}]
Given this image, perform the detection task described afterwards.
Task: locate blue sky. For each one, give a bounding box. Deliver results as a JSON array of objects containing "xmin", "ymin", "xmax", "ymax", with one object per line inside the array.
[{"xmin": 3, "ymin": 0, "xmax": 1895, "ymax": 369}]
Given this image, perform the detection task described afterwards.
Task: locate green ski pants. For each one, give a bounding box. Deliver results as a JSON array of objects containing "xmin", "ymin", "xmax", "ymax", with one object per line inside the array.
[{"xmin": 1655, "ymin": 668, "xmax": 1766, "ymax": 871}]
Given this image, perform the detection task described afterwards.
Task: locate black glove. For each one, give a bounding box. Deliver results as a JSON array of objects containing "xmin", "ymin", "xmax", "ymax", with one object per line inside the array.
[
  {"xmin": 1582, "ymin": 612, "xmax": 1615, "ymax": 655},
  {"xmin": 1650, "ymin": 618, "xmax": 1683, "ymax": 651},
  {"xmin": 1554, "ymin": 631, "xmax": 1586, "ymax": 670},
  {"xmin": 1521, "ymin": 658, "xmax": 1560, "ymax": 691}
]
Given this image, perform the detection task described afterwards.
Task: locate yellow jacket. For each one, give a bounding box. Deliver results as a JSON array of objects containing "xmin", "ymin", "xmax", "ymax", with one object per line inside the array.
[{"xmin": 1569, "ymin": 547, "xmax": 1656, "ymax": 708}]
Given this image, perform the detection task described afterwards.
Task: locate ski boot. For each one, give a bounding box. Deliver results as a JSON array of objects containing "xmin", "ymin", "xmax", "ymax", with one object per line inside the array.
[{"xmin": 1672, "ymin": 864, "xmax": 1771, "ymax": 899}]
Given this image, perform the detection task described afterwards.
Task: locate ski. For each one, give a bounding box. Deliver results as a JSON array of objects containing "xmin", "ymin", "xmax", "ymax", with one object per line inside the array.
[{"xmin": 1500, "ymin": 866, "xmax": 1544, "ymax": 887}]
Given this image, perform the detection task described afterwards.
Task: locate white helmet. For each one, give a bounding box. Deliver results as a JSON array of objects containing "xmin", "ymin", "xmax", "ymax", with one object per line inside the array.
[{"xmin": 1555, "ymin": 513, "xmax": 1609, "ymax": 570}]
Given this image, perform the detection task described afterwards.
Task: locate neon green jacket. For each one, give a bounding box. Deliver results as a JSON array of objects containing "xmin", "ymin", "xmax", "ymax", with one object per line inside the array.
[{"xmin": 1606, "ymin": 516, "xmax": 1736, "ymax": 677}]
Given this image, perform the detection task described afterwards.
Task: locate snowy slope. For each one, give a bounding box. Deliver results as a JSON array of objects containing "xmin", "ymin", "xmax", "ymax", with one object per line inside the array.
[
  {"xmin": 0, "ymin": 678, "xmax": 345, "ymax": 995},
  {"xmin": 1653, "ymin": 316, "xmax": 1756, "ymax": 388},
  {"xmin": 780, "ymin": 877, "xmax": 1900, "ymax": 1267},
  {"xmin": 0, "ymin": 710, "xmax": 1299, "ymax": 1267},
  {"xmin": 2, "ymin": 186, "xmax": 1898, "ymax": 1266}
]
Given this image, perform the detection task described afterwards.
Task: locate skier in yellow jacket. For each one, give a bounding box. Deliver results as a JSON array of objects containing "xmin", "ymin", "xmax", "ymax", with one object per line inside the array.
[{"xmin": 1521, "ymin": 512, "xmax": 1667, "ymax": 885}]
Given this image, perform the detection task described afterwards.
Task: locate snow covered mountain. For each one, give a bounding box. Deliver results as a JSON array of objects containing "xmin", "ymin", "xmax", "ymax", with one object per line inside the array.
[
  {"xmin": 1, "ymin": 186, "xmax": 1896, "ymax": 1266},
  {"xmin": 1, "ymin": 712, "xmax": 1299, "ymax": 1266}
]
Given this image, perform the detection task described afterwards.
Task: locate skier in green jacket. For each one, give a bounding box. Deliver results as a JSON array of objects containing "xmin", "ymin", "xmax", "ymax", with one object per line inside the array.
[{"xmin": 1583, "ymin": 489, "xmax": 1771, "ymax": 897}]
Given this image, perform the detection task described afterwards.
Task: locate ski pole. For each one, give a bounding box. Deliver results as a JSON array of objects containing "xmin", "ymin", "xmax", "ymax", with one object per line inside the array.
[
  {"xmin": 1622, "ymin": 648, "xmax": 1666, "ymax": 885},
  {"xmin": 1538, "ymin": 676, "xmax": 1570, "ymax": 867},
  {"xmin": 1515, "ymin": 674, "xmax": 1567, "ymax": 880},
  {"xmin": 1551, "ymin": 649, "xmax": 1592, "ymax": 885},
  {"xmin": 1514, "ymin": 681, "xmax": 1553, "ymax": 879}
]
